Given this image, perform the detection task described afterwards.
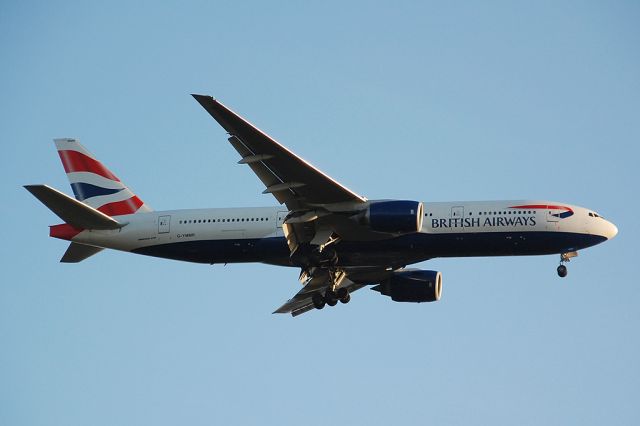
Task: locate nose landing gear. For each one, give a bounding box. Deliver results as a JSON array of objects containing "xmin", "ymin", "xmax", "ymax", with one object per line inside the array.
[{"xmin": 557, "ymin": 251, "xmax": 578, "ymax": 277}]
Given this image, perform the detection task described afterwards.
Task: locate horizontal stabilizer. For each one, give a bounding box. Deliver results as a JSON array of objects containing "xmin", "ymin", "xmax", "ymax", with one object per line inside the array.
[
  {"xmin": 24, "ymin": 184, "xmax": 125, "ymax": 230},
  {"xmin": 60, "ymin": 242, "xmax": 104, "ymax": 263}
]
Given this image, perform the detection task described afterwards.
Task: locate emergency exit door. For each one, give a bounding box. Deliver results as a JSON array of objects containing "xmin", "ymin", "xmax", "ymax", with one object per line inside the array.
[{"xmin": 451, "ymin": 206, "xmax": 464, "ymax": 218}]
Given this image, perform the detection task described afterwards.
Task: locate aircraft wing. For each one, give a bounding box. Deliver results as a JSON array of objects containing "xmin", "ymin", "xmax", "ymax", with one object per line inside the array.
[{"xmin": 192, "ymin": 94, "xmax": 367, "ymax": 211}]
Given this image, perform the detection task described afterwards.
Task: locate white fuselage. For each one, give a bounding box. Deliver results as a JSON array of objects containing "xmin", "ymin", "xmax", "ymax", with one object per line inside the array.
[{"xmin": 63, "ymin": 200, "xmax": 617, "ymax": 267}]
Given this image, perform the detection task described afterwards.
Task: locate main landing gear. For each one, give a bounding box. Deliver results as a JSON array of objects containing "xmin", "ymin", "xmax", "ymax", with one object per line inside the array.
[
  {"xmin": 312, "ymin": 288, "xmax": 350, "ymax": 310},
  {"xmin": 557, "ymin": 251, "xmax": 578, "ymax": 278}
]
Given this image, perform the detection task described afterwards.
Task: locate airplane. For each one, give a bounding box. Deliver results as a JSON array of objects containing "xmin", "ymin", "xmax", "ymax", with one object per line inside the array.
[{"xmin": 24, "ymin": 94, "xmax": 619, "ymax": 316}]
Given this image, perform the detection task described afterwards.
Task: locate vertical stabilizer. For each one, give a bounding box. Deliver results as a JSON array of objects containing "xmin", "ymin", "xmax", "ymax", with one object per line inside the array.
[{"xmin": 54, "ymin": 138, "xmax": 152, "ymax": 216}]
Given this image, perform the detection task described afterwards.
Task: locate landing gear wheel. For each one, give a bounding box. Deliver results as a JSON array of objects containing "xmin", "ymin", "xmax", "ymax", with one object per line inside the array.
[
  {"xmin": 312, "ymin": 292, "xmax": 326, "ymax": 309},
  {"xmin": 325, "ymin": 290, "xmax": 338, "ymax": 306},
  {"xmin": 557, "ymin": 264, "xmax": 568, "ymax": 278},
  {"xmin": 337, "ymin": 287, "xmax": 350, "ymax": 304}
]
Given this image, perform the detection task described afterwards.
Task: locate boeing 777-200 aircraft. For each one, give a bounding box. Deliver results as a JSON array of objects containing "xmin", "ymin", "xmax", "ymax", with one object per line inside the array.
[{"xmin": 25, "ymin": 95, "xmax": 618, "ymax": 316}]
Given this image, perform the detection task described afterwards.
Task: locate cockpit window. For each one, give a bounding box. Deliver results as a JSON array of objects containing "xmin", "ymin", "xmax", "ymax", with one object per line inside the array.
[{"xmin": 589, "ymin": 212, "xmax": 604, "ymax": 219}]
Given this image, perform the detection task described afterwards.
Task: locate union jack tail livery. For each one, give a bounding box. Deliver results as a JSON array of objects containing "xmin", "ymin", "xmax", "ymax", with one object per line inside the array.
[{"xmin": 54, "ymin": 138, "xmax": 152, "ymax": 216}]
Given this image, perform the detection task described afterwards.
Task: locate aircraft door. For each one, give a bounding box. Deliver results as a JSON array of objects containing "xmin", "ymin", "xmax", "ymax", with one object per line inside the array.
[
  {"xmin": 546, "ymin": 207, "xmax": 559, "ymax": 222},
  {"xmin": 546, "ymin": 205, "xmax": 559, "ymax": 231},
  {"xmin": 450, "ymin": 206, "xmax": 464, "ymax": 233},
  {"xmin": 277, "ymin": 211, "xmax": 289, "ymax": 227},
  {"xmin": 276, "ymin": 210, "xmax": 288, "ymax": 236},
  {"xmin": 158, "ymin": 215, "xmax": 171, "ymax": 234},
  {"xmin": 451, "ymin": 206, "xmax": 464, "ymax": 219}
]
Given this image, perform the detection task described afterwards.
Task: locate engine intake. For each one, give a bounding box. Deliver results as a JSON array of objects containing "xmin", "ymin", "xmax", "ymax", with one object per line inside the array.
[
  {"xmin": 372, "ymin": 269, "xmax": 442, "ymax": 302},
  {"xmin": 364, "ymin": 200, "xmax": 424, "ymax": 234}
]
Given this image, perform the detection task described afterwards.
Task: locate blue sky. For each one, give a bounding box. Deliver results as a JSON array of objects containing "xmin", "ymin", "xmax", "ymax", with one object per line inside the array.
[{"xmin": 1, "ymin": 1, "xmax": 639, "ymax": 424}]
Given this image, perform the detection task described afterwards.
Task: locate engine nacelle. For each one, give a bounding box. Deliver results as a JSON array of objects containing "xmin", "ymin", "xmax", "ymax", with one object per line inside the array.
[
  {"xmin": 364, "ymin": 200, "xmax": 424, "ymax": 234},
  {"xmin": 372, "ymin": 269, "xmax": 442, "ymax": 302}
]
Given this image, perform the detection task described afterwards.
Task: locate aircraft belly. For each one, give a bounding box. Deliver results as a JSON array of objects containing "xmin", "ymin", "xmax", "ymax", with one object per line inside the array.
[
  {"xmin": 131, "ymin": 237, "xmax": 290, "ymax": 264},
  {"xmin": 130, "ymin": 231, "xmax": 605, "ymax": 266},
  {"xmin": 336, "ymin": 231, "xmax": 606, "ymax": 263}
]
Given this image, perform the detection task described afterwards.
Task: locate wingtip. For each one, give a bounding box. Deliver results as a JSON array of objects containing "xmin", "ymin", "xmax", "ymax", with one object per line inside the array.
[
  {"xmin": 191, "ymin": 93, "xmax": 214, "ymax": 101},
  {"xmin": 23, "ymin": 184, "xmax": 41, "ymax": 193}
]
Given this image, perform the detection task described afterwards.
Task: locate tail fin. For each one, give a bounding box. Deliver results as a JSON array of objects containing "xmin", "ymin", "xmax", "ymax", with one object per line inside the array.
[{"xmin": 54, "ymin": 138, "xmax": 152, "ymax": 216}]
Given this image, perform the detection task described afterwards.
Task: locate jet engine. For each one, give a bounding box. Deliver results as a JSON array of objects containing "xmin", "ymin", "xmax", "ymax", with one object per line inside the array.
[
  {"xmin": 362, "ymin": 200, "xmax": 424, "ymax": 234},
  {"xmin": 372, "ymin": 269, "xmax": 442, "ymax": 302}
]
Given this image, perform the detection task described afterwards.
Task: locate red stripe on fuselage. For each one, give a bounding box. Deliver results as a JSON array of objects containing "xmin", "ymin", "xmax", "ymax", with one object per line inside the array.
[
  {"xmin": 58, "ymin": 150, "xmax": 121, "ymax": 182},
  {"xmin": 510, "ymin": 204, "xmax": 573, "ymax": 212},
  {"xmin": 97, "ymin": 196, "xmax": 144, "ymax": 216},
  {"xmin": 50, "ymin": 223, "xmax": 83, "ymax": 240}
]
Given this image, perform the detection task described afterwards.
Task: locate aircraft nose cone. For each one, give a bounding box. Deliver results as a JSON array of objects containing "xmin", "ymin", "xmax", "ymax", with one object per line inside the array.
[{"xmin": 605, "ymin": 221, "xmax": 618, "ymax": 240}]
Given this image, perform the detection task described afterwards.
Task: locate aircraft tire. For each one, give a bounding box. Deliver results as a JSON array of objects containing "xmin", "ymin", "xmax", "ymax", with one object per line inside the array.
[
  {"xmin": 325, "ymin": 290, "xmax": 338, "ymax": 306},
  {"xmin": 557, "ymin": 265, "xmax": 568, "ymax": 278},
  {"xmin": 312, "ymin": 293, "xmax": 326, "ymax": 309}
]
